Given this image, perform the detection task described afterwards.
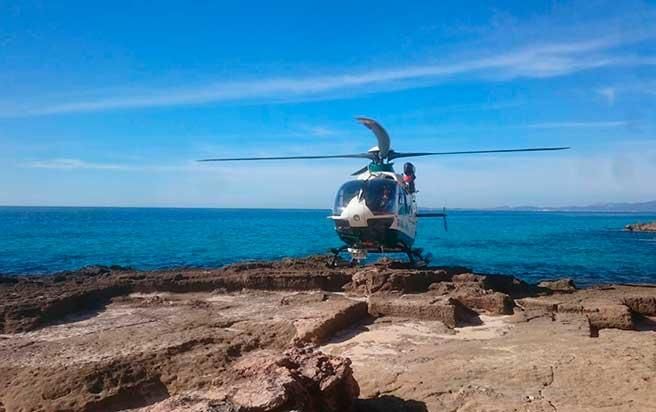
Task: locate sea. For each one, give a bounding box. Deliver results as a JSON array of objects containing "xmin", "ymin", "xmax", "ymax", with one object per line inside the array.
[{"xmin": 1, "ymin": 206, "xmax": 655, "ymax": 285}]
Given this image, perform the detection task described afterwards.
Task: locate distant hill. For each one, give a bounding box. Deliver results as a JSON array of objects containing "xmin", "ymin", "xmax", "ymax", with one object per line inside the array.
[{"xmin": 488, "ymin": 200, "xmax": 656, "ymax": 213}]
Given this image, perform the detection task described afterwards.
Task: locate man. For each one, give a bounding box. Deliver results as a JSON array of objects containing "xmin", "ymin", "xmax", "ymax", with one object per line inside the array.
[{"xmin": 403, "ymin": 162, "xmax": 416, "ymax": 193}]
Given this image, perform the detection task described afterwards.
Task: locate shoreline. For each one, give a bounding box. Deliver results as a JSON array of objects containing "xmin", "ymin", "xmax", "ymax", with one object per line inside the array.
[
  {"xmin": 1, "ymin": 256, "xmax": 655, "ymax": 411},
  {"xmin": 3, "ymin": 259, "xmax": 654, "ymax": 289}
]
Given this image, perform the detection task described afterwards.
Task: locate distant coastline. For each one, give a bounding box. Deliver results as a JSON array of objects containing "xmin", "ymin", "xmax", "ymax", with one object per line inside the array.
[
  {"xmin": 485, "ymin": 200, "xmax": 656, "ymax": 213},
  {"xmin": 426, "ymin": 200, "xmax": 656, "ymax": 214}
]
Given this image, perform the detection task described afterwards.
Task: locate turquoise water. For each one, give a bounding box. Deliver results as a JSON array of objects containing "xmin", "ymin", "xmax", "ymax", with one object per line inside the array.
[{"xmin": 1, "ymin": 207, "xmax": 655, "ymax": 285}]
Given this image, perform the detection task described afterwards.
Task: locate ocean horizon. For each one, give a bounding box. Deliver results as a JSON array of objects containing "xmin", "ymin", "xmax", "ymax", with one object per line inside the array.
[{"xmin": 2, "ymin": 204, "xmax": 655, "ymax": 212}]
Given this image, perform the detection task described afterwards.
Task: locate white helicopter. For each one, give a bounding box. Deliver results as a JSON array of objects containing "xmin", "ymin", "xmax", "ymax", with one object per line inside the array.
[{"xmin": 199, "ymin": 117, "xmax": 569, "ymax": 266}]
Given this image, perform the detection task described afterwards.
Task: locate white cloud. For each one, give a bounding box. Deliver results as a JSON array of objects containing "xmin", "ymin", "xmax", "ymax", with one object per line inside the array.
[
  {"xmin": 291, "ymin": 125, "xmax": 342, "ymax": 138},
  {"xmin": 524, "ymin": 121, "xmax": 629, "ymax": 129},
  {"xmin": 3, "ymin": 35, "xmax": 655, "ymax": 117},
  {"xmin": 304, "ymin": 126, "xmax": 339, "ymax": 137},
  {"xmin": 598, "ymin": 82, "xmax": 656, "ymax": 99},
  {"xmin": 597, "ymin": 87, "xmax": 616, "ymax": 105}
]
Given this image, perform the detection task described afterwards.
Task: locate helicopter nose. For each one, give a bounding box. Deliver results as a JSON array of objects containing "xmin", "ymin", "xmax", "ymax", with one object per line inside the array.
[{"xmin": 347, "ymin": 201, "xmax": 369, "ymax": 227}]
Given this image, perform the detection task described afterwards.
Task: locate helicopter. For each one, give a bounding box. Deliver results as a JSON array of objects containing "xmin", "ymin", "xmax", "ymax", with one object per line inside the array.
[{"xmin": 199, "ymin": 117, "xmax": 569, "ymax": 266}]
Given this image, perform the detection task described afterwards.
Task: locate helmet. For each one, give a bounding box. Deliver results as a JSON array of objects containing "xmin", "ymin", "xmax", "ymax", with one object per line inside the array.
[{"xmin": 403, "ymin": 162, "xmax": 415, "ymax": 175}]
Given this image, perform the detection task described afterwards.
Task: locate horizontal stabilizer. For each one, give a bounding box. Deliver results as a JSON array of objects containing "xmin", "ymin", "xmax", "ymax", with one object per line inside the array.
[
  {"xmin": 418, "ymin": 207, "xmax": 448, "ymax": 231},
  {"xmin": 416, "ymin": 212, "xmax": 447, "ymax": 217}
]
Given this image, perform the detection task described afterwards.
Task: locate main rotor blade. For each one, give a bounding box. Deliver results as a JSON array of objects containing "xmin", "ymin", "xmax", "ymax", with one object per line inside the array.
[
  {"xmin": 388, "ymin": 147, "xmax": 570, "ymax": 160},
  {"xmin": 356, "ymin": 117, "xmax": 391, "ymax": 158},
  {"xmin": 198, "ymin": 153, "xmax": 374, "ymax": 162}
]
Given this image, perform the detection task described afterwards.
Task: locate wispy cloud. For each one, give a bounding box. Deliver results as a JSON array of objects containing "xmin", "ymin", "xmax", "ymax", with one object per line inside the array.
[
  {"xmin": 597, "ymin": 87, "xmax": 616, "ymax": 105},
  {"xmin": 524, "ymin": 121, "xmax": 629, "ymax": 129},
  {"xmin": 27, "ymin": 158, "xmax": 133, "ymax": 170},
  {"xmin": 292, "ymin": 125, "xmax": 342, "ymax": 138},
  {"xmin": 305, "ymin": 126, "xmax": 339, "ymax": 137},
  {"xmin": 3, "ymin": 34, "xmax": 655, "ymax": 118},
  {"xmin": 24, "ymin": 158, "xmax": 212, "ymax": 172},
  {"xmin": 596, "ymin": 82, "xmax": 656, "ymax": 101}
]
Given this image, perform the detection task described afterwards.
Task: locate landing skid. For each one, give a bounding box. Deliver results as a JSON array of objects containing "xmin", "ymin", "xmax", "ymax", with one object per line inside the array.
[
  {"xmin": 404, "ymin": 247, "xmax": 433, "ymax": 268},
  {"xmin": 329, "ymin": 246, "xmax": 356, "ymax": 267},
  {"xmin": 329, "ymin": 245, "xmax": 432, "ymax": 268}
]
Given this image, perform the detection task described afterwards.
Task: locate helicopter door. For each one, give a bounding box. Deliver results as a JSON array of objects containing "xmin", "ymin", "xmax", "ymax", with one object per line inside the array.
[{"xmin": 398, "ymin": 189, "xmax": 410, "ymax": 215}]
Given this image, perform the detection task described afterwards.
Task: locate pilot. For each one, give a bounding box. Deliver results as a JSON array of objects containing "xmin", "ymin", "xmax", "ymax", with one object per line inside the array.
[
  {"xmin": 380, "ymin": 185, "xmax": 392, "ymax": 210},
  {"xmin": 403, "ymin": 162, "xmax": 416, "ymax": 193}
]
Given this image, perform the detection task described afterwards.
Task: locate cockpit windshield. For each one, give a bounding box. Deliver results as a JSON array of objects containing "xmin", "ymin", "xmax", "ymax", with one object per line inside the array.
[
  {"xmin": 363, "ymin": 179, "xmax": 397, "ymax": 215},
  {"xmin": 333, "ymin": 180, "xmax": 364, "ymax": 215}
]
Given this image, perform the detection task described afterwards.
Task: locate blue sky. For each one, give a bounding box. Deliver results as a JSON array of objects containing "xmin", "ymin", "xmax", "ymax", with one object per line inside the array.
[{"xmin": 1, "ymin": 0, "xmax": 655, "ymax": 208}]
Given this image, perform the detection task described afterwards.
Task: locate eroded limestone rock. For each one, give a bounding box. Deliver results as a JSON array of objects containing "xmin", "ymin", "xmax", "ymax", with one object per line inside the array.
[
  {"xmin": 625, "ymin": 222, "xmax": 656, "ymax": 232},
  {"xmin": 1, "ymin": 257, "xmax": 655, "ymax": 412},
  {"xmin": 185, "ymin": 347, "xmax": 359, "ymax": 412},
  {"xmin": 368, "ymin": 295, "xmax": 478, "ymax": 327},
  {"xmin": 538, "ymin": 278, "xmax": 577, "ymax": 293}
]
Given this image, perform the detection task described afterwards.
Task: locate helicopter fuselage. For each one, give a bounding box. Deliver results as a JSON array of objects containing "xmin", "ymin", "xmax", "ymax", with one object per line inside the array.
[{"xmin": 329, "ymin": 171, "xmax": 417, "ymax": 253}]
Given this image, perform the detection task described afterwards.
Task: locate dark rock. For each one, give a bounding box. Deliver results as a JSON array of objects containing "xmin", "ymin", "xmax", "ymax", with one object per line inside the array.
[
  {"xmin": 0, "ymin": 275, "xmax": 18, "ymax": 285},
  {"xmin": 110, "ymin": 265, "xmax": 133, "ymax": 271},
  {"xmin": 77, "ymin": 265, "xmax": 112, "ymax": 276}
]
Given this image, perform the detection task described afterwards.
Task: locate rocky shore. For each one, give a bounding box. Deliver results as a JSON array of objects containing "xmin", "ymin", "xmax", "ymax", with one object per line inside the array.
[
  {"xmin": 625, "ymin": 222, "xmax": 656, "ymax": 232},
  {"xmin": 1, "ymin": 257, "xmax": 655, "ymax": 411}
]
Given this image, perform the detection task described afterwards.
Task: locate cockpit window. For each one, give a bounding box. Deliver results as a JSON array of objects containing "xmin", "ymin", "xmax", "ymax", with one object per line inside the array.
[
  {"xmin": 333, "ymin": 180, "xmax": 364, "ymax": 215},
  {"xmin": 364, "ymin": 179, "xmax": 397, "ymax": 215}
]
